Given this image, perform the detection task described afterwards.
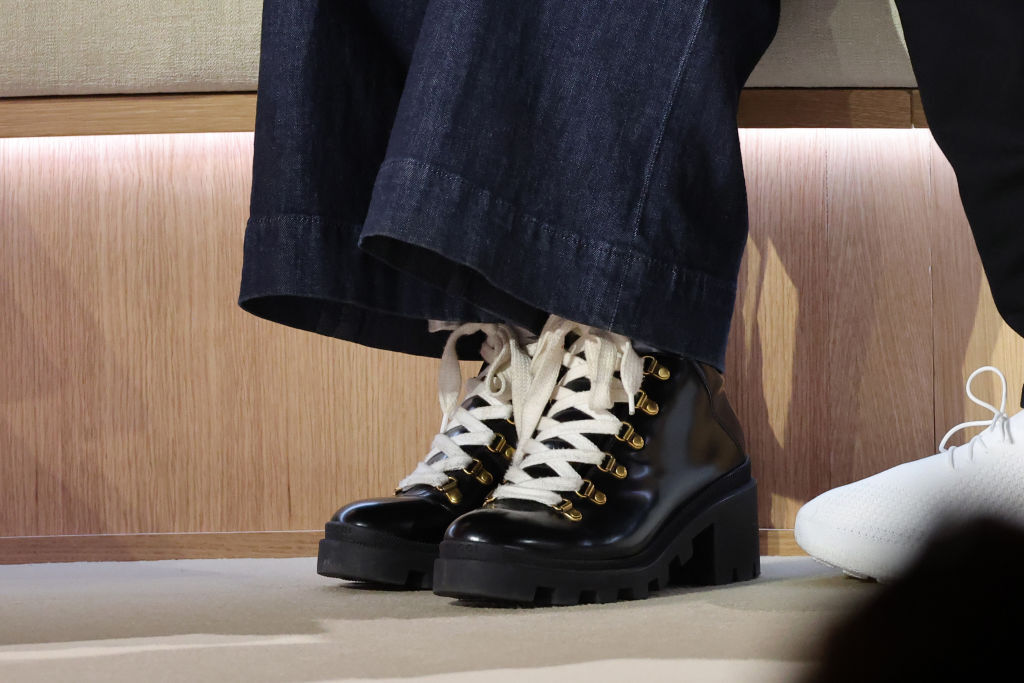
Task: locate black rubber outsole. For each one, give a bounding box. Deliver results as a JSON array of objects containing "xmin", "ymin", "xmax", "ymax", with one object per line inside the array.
[
  {"xmin": 316, "ymin": 522, "xmax": 438, "ymax": 589},
  {"xmin": 432, "ymin": 480, "xmax": 760, "ymax": 605}
]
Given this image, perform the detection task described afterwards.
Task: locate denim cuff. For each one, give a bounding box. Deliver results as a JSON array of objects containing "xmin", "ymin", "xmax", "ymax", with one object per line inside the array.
[
  {"xmin": 359, "ymin": 158, "xmax": 737, "ymax": 370},
  {"xmin": 237, "ymin": 213, "xmax": 500, "ymax": 358}
]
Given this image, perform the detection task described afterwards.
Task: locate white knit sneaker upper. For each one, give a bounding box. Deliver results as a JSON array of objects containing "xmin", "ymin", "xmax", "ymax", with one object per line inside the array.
[{"xmin": 795, "ymin": 366, "xmax": 1024, "ymax": 581}]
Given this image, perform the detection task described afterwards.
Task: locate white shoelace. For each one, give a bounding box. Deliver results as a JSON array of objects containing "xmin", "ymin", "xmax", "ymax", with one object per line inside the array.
[
  {"xmin": 938, "ymin": 365, "xmax": 1015, "ymax": 468},
  {"xmin": 397, "ymin": 323, "xmax": 534, "ymax": 491},
  {"xmin": 490, "ymin": 316, "xmax": 644, "ymax": 506}
]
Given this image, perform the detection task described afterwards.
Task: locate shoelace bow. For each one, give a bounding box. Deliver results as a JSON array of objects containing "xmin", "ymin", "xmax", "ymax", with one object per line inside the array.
[
  {"xmin": 491, "ymin": 316, "xmax": 644, "ymax": 506},
  {"xmin": 938, "ymin": 365, "xmax": 1015, "ymax": 468},
  {"xmin": 397, "ymin": 323, "xmax": 533, "ymax": 491}
]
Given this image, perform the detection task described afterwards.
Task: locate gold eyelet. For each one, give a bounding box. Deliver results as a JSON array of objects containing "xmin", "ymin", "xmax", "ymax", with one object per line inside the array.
[
  {"xmin": 598, "ymin": 453, "xmax": 628, "ymax": 479},
  {"xmin": 436, "ymin": 477, "xmax": 462, "ymax": 504},
  {"xmin": 505, "ymin": 416, "xmax": 515, "ymax": 425},
  {"xmin": 615, "ymin": 421, "xmax": 645, "ymax": 450},
  {"xmin": 575, "ymin": 479, "xmax": 607, "ymax": 505},
  {"xmin": 462, "ymin": 458, "xmax": 493, "ymax": 485},
  {"xmin": 642, "ymin": 355, "xmax": 671, "ymax": 380},
  {"xmin": 635, "ymin": 389, "xmax": 660, "ymax": 416},
  {"xmin": 553, "ymin": 498, "xmax": 583, "ymax": 522},
  {"xmin": 487, "ymin": 432, "xmax": 516, "ymax": 461}
]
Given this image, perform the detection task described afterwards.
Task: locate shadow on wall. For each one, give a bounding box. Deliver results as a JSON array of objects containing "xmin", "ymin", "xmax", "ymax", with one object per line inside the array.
[
  {"xmin": 726, "ymin": 129, "xmax": 994, "ymax": 529},
  {"xmin": 749, "ymin": 0, "xmax": 914, "ymax": 88}
]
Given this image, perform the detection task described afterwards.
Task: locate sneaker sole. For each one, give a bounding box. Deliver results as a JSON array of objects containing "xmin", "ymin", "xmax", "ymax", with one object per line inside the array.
[
  {"xmin": 433, "ymin": 479, "xmax": 760, "ymax": 605},
  {"xmin": 317, "ymin": 522, "xmax": 438, "ymax": 589}
]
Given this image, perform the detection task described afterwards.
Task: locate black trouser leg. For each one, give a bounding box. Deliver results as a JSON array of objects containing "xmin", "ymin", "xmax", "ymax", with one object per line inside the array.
[{"xmin": 896, "ymin": 1, "xmax": 1024, "ymax": 338}]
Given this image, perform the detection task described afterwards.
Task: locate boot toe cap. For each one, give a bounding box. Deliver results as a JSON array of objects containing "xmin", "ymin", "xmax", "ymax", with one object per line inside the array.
[
  {"xmin": 443, "ymin": 503, "xmax": 572, "ymax": 551},
  {"xmin": 329, "ymin": 495, "xmax": 454, "ymax": 544}
]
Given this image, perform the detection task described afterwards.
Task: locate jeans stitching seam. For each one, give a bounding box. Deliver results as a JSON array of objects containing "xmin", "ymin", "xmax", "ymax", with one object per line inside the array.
[
  {"xmin": 376, "ymin": 156, "xmax": 731, "ymax": 293},
  {"xmin": 611, "ymin": 0, "xmax": 711, "ymax": 327},
  {"xmin": 627, "ymin": 0, "xmax": 710, "ymax": 240}
]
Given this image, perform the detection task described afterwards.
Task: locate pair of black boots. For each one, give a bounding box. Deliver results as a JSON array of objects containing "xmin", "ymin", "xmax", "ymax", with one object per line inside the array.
[{"xmin": 317, "ymin": 317, "xmax": 759, "ymax": 606}]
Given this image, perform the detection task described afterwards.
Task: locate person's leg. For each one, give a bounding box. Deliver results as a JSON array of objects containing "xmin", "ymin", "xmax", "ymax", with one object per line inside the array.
[
  {"xmin": 898, "ymin": 0, "xmax": 1024, "ymax": 343},
  {"xmin": 238, "ymin": 0, "xmax": 507, "ymax": 359},
  {"xmin": 241, "ymin": 0, "xmax": 780, "ymax": 600},
  {"xmin": 359, "ymin": 0, "xmax": 780, "ymax": 371},
  {"xmin": 796, "ymin": 1, "xmax": 1024, "ymax": 581},
  {"xmin": 237, "ymin": 1, "xmax": 543, "ymax": 586},
  {"xmin": 370, "ymin": 1, "xmax": 778, "ymax": 604}
]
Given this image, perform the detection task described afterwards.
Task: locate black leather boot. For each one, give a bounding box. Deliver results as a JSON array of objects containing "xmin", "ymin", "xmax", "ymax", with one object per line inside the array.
[
  {"xmin": 432, "ymin": 317, "xmax": 758, "ymax": 604},
  {"xmin": 317, "ymin": 323, "xmax": 532, "ymax": 588}
]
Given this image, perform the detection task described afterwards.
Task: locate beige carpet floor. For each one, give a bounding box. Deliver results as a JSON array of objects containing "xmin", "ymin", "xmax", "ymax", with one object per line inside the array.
[{"xmin": 0, "ymin": 556, "xmax": 875, "ymax": 682}]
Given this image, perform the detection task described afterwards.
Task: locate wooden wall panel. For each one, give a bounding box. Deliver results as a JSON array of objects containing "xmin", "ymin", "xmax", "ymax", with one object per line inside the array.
[
  {"xmin": 728, "ymin": 130, "xmax": 830, "ymax": 530},
  {"xmin": 0, "ymin": 94, "xmax": 258, "ymax": 138},
  {"xmin": 824, "ymin": 130, "xmax": 936, "ymax": 487},
  {"xmin": 0, "ymin": 90, "xmax": 921, "ymax": 139},
  {"xmin": 737, "ymin": 89, "xmax": 911, "ymax": 129},
  {"xmin": 0, "ymin": 133, "xmax": 442, "ymax": 537},
  {"xmin": 2, "ymin": 129, "xmax": 1015, "ymax": 559}
]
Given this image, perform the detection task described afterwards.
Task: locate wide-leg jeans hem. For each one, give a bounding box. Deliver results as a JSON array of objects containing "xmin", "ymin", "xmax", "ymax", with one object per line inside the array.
[
  {"xmin": 237, "ymin": 213, "xmax": 500, "ymax": 358},
  {"xmin": 359, "ymin": 157, "xmax": 737, "ymax": 371}
]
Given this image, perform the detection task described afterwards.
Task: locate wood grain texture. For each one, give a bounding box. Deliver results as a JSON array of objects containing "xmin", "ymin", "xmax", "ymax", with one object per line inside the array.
[
  {"xmin": 759, "ymin": 530, "xmax": 804, "ymax": 557},
  {"xmin": 0, "ymin": 531, "xmax": 323, "ymax": 564},
  {"xmin": 729, "ymin": 130, "xmax": 830, "ymax": 529},
  {"xmin": 0, "ymin": 93, "xmax": 256, "ymax": 138},
  {"xmin": 738, "ymin": 89, "xmax": 912, "ymax": 128},
  {"xmin": 1, "ymin": 129, "xmax": 1003, "ymax": 561},
  {"xmin": 0, "ymin": 90, "xmax": 922, "ymax": 139},
  {"xmin": 0, "ymin": 133, "xmax": 443, "ymax": 537},
  {"xmin": 826, "ymin": 130, "xmax": 935, "ymax": 487},
  {"xmin": 0, "ymin": 530, "xmax": 806, "ymax": 564}
]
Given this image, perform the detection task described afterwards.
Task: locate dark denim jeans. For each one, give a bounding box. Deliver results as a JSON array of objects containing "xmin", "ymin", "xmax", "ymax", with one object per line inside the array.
[
  {"xmin": 238, "ymin": 0, "xmax": 778, "ymax": 368},
  {"xmin": 896, "ymin": 0, "xmax": 1024, "ymax": 341},
  {"xmin": 239, "ymin": 0, "xmax": 1024, "ymax": 371}
]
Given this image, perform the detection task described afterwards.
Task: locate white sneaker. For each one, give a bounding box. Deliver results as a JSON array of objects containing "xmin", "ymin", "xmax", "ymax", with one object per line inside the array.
[{"xmin": 795, "ymin": 366, "xmax": 1024, "ymax": 581}]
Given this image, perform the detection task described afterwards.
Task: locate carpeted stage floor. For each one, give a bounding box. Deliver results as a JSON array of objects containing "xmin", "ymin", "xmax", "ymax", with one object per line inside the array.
[{"xmin": 0, "ymin": 556, "xmax": 875, "ymax": 682}]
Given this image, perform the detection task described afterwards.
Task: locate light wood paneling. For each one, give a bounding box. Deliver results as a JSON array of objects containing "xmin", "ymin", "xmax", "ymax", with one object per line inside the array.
[
  {"xmin": 0, "ymin": 90, "xmax": 924, "ymax": 140},
  {"xmin": 0, "ymin": 93, "xmax": 257, "ymax": 138},
  {"xmin": 0, "ymin": 531, "xmax": 323, "ymax": 564},
  {"xmin": 0, "ymin": 531, "xmax": 809, "ymax": 564},
  {"xmin": 0, "ymin": 133, "xmax": 440, "ymax": 537},
  {"xmin": 759, "ymin": 530, "xmax": 804, "ymax": 557},
  {"xmin": 729, "ymin": 130, "xmax": 830, "ymax": 529},
  {"xmin": 825, "ymin": 130, "xmax": 936, "ymax": 487},
  {"xmin": 1, "ymin": 129, "xmax": 1010, "ymax": 560}
]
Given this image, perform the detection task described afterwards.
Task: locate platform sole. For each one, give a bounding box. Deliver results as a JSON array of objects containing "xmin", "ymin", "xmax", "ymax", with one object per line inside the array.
[
  {"xmin": 433, "ymin": 480, "xmax": 760, "ymax": 605},
  {"xmin": 316, "ymin": 522, "xmax": 438, "ymax": 589}
]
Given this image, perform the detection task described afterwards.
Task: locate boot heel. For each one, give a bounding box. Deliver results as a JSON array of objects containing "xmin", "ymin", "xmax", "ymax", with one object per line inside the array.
[{"xmin": 676, "ymin": 481, "xmax": 760, "ymax": 586}]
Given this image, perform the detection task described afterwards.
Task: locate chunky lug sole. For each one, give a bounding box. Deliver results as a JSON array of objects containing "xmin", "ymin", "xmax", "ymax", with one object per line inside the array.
[
  {"xmin": 317, "ymin": 522, "xmax": 438, "ymax": 589},
  {"xmin": 433, "ymin": 479, "xmax": 760, "ymax": 605}
]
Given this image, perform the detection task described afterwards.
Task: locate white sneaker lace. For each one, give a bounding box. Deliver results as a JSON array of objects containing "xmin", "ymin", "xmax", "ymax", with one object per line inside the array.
[
  {"xmin": 397, "ymin": 323, "xmax": 534, "ymax": 491},
  {"xmin": 938, "ymin": 365, "xmax": 1015, "ymax": 468},
  {"xmin": 490, "ymin": 316, "xmax": 644, "ymax": 506}
]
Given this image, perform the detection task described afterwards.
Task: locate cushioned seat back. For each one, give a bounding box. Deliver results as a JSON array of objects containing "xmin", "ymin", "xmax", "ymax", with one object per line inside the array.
[{"xmin": 0, "ymin": 0, "xmax": 912, "ymax": 98}]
